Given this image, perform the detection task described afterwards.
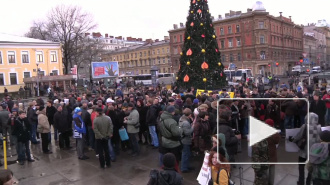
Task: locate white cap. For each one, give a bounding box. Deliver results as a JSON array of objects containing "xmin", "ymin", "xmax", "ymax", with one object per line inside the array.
[
  {"xmin": 106, "ymin": 98, "xmax": 114, "ymax": 103},
  {"xmin": 53, "ymin": 99, "xmax": 59, "ymax": 104},
  {"xmin": 171, "ymin": 93, "xmax": 177, "ymax": 96}
]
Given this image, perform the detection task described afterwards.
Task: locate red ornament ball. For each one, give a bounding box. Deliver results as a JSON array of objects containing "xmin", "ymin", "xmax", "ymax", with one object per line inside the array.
[{"xmin": 201, "ymin": 34, "xmax": 205, "ymax": 38}]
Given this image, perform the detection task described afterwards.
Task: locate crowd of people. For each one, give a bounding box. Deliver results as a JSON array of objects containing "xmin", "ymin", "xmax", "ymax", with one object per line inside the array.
[{"xmin": 0, "ymin": 80, "xmax": 330, "ymax": 185}]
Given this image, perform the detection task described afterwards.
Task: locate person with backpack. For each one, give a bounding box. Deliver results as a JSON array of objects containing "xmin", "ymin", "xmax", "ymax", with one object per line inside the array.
[
  {"xmin": 289, "ymin": 113, "xmax": 322, "ymax": 185},
  {"xmin": 308, "ymin": 130, "xmax": 330, "ymax": 184},
  {"xmin": 208, "ymin": 147, "xmax": 231, "ymax": 185},
  {"xmin": 147, "ymin": 153, "xmax": 183, "ymax": 185},
  {"xmin": 193, "ymin": 111, "xmax": 211, "ymax": 154}
]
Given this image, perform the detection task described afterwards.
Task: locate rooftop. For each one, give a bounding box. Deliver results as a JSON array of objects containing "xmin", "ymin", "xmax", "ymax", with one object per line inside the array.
[{"xmin": 0, "ymin": 33, "xmax": 59, "ymax": 44}]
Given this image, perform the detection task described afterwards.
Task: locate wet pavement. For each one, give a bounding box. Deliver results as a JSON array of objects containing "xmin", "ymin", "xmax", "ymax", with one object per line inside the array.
[{"xmin": 2, "ymin": 133, "xmax": 305, "ymax": 185}]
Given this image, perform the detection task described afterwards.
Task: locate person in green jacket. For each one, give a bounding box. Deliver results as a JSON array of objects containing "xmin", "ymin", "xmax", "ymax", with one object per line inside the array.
[
  {"xmin": 93, "ymin": 108, "xmax": 113, "ymax": 168},
  {"xmin": 159, "ymin": 106, "xmax": 183, "ymax": 169},
  {"xmin": 124, "ymin": 103, "xmax": 140, "ymax": 157}
]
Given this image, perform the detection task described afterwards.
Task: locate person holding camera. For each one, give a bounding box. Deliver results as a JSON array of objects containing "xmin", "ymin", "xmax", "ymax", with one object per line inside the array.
[{"xmin": 93, "ymin": 107, "xmax": 113, "ymax": 169}]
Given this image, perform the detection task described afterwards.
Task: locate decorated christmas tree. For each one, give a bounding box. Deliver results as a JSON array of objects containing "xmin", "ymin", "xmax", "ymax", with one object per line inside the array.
[{"xmin": 176, "ymin": 0, "xmax": 226, "ymax": 90}]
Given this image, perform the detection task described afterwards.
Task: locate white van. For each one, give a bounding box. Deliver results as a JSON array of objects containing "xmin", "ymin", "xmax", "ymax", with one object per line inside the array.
[
  {"xmin": 312, "ymin": 66, "xmax": 321, "ymax": 73},
  {"xmin": 224, "ymin": 69, "xmax": 253, "ymax": 82},
  {"xmin": 292, "ymin": 65, "xmax": 307, "ymax": 73}
]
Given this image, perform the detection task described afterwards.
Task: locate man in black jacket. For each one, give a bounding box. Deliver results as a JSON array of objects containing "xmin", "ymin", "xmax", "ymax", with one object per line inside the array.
[
  {"xmin": 146, "ymin": 98, "xmax": 159, "ymax": 148},
  {"xmin": 27, "ymin": 101, "xmax": 39, "ymax": 144},
  {"xmin": 46, "ymin": 100, "xmax": 57, "ymax": 142},
  {"xmin": 53, "ymin": 104, "xmax": 71, "ymax": 149},
  {"xmin": 12, "ymin": 111, "xmax": 35, "ymax": 165},
  {"xmin": 310, "ymin": 92, "xmax": 327, "ymax": 126},
  {"xmin": 81, "ymin": 100, "xmax": 92, "ymax": 149}
]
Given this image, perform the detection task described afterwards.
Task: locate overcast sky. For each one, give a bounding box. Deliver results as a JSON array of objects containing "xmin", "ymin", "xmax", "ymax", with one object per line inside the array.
[{"xmin": 0, "ymin": 0, "xmax": 328, "ymax": 40}]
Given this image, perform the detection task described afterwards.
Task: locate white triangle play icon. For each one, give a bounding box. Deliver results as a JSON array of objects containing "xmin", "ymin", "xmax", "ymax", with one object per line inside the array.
[{"xmin": 249, "ymin": 116, "xmax": 278, "ymax": 146}]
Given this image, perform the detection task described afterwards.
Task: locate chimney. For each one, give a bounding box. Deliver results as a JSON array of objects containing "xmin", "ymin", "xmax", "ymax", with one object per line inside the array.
[
  {"xmin": 118, "ymin": 36, "xmax": 122, "ymax": 40},
  {"xmin": 164, "ymin": 36, "xmax": 170, "ymax": 41},
  {"xmin": 289, "ymin": 16, "xmax": 292, "ymax": 21},
  {"xmin": 236, "ymin": 11, "xmax": 241, "ymax": 15},
  {"xmin": 279, "ymin": 12, "xmax": 282, "ymax": 17},
  {"xmin": 138, "ymin": 38, "xmax": 142, "ymax": 41},
  {"xmin": 180, "ymin": 23, "xmax": 184, "ymax": 28},
  {"xmin": 173, "ymin": 24, "xmax": 178, "ymax": 29},
  {"xmin": 218, "ymin": 15, "xmax": 222, "ymax": 19},
  {"xmin": 85, "ymin": 33, "xmax": 90, "ymax": 37},
  {"xmin": 230, "ymin": 10, "xmax": 235, "ymax": 16},
  {"xmin": 155, "ymin": 39, "xmax": 159, "ymax": 42},
  {"xmin": 225, "ymin": 13, "xmax": 230, "ymax": 18},
  {"xmin": 247, "ymin": 8, "xmax": 252, "ymax": 12},
  {"xmin": 146, "ymin": 39, "xmax": 153, "ymax": 43},
  {"xmin": 110, "ymin": 36, "xmax": 114, "ymax": 38}
]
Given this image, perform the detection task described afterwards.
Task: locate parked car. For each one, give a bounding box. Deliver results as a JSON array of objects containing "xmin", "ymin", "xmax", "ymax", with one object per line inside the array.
[{"xmin": 312, "ymin": 66, "xmax": 322, "ymax": 73}]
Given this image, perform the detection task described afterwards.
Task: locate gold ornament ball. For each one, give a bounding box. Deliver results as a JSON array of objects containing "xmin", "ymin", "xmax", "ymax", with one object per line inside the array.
[
  {"xmin": 180, "ymin": 52, "xmax": 183, "ymax": 56},
  {"xmin": 197, "ymin": 0, "xmax": 200, "ymax": 1},
  {"xmin": 187, "ymin": 36, "xmax": 191, "ymax": 40},
  {"xmin": 218, "ymin": 62, "xmax": 222, "ymax": 66},
  {"xmin": 176, "ymin": 77, "xmax": 178, "ymax": 80},
  {"xmin": 212, "ymin": 35, "xmax": 216, "ymax": 39},
  {"xmin": 201, "ymin": 49, "xmax": 205, "ymax": 53},
  {"xmin": 207, "ymin": 10, "xmax": 209, "ymax": 13},
  {"xmin": 200, "ymin": 23, "xmax": 204, "ymax": 26},
  {"xmin": 203, "ymin": 78, "xmax": 207, "ymax": 82},
  {"xmin": 187, "ymin": 61, "xmax": 191, "ymax": 65},
  {"xmin": 191, "ymin": 11, "xmax": 194, "ymax": 14}
]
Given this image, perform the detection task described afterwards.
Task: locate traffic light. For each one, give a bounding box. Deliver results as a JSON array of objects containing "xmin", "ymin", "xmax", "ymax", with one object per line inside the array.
[
  {"xmin": 299, "ymin": 57, "xmax": 303, "ymax": 64},
  {"xmin": 276, "ymin": 62, "xmax": 279, "ymax": 67},
  {"xmin": 306, "ymin": 69, "xmax": 310, "ymax": 73},
  {"xmin": 268, "ymin": 64, "xmax": 271, "ymax": 67}
]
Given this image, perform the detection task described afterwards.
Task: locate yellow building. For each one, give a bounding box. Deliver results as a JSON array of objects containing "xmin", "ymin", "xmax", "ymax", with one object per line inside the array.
[
  {"xmin": 0, "ymin": 33, "xmax": 63, "ymax": 92},
  {"xmin": 103, "ymin": 39, "xmax": 171, "ymax": 75}
]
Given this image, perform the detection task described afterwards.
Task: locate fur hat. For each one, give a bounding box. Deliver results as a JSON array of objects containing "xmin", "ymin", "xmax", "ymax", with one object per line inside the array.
[
  {"xmin": 320, "ymin": 130, "xmax": 330, "ymax": 142},
  {"xmin": 198, "ymin": 104, "xmax": 208, "ymax": 110}
]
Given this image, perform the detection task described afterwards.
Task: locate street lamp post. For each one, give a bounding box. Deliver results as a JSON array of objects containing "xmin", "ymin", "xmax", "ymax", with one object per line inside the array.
[{"xmin": 36, "ymin": 62, "xmax": 39, "ymax": 97}]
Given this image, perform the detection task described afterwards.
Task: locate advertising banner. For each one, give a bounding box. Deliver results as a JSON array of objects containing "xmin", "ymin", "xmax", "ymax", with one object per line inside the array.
[{"xmin": 91, "ymin": 62, "xmax": 119, "ymax": 79}]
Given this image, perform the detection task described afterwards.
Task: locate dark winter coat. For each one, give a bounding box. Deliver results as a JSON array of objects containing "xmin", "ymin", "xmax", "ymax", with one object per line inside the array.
[
  {"xmin": 81, "ymin": 107, "xmax": 92, "ymax": 127},
  {"xmin": 218, "ymin": 118, "xmax": 238, "ymax": 155},
  {"xmin": 281, "ymin": 100, "xmax": 298, "ymax": 116},
  {"xmin": 53, "ymin": 108, "xmax": 71, "ymax": 133},
  {"xmin": 310, "ymin": 100, "xmax": 327, "ymax": 126},
  {"xmin": 46, "ymin": 106, "xmax": 57, "ymax": 125},
  {"xmin": 137, "ymin": 105, "xmax": 148, "ymax": 131},
  {"xmin": 27, "ymin": 107, "xmax": 38, "ymax": 124},
  {"xmin": 146, "ymin": 104, "xmax": 159, "ymax": 126},
  {"xmin": 12, "ymin": 117, "xmax": 31, "ymax": 142}
]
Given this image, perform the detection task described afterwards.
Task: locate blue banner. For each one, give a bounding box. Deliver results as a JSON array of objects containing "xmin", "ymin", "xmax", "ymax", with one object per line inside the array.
[{"xmin": 91, "ymin": 62, "xmax": 119, "ymax": 79}]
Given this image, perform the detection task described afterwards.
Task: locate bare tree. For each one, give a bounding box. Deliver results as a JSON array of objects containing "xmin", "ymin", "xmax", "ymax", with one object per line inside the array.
[{"xmin": 25, "ymin": 5, "xmax": 97, "ymax": 74}]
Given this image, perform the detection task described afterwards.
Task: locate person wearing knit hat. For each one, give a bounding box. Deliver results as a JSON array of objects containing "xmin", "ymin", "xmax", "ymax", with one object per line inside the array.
[
  {"xmin": 77, "ymin": 97, "xmax": 82, "ymax": 102},
  {"xmin": 163, "ymin": 153, "xmax": 176, "ymax": 169},
  {"xmin": 166, "ymin": 105, "xmax": 175, "ymax": 114},
  {"xmin": 193, "ymin": 99, "xmax": 199, "ymax": 104},
  {"xmin": 73, "ymin": 106, "xmax": 89, "ymax": 160}
]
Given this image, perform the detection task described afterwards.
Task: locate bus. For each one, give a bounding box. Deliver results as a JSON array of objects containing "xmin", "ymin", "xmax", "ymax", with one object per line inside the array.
[
  {"xmin": 117, "ymin": 73, "xmax": 175, "ymax": 85},
  {"xmin": 224, "ymin": 69, "xmax": 253, "ymax": 82}
]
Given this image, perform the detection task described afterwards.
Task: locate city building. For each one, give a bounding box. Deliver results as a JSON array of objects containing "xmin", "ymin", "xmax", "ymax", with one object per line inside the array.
[
  {"xmin": 303, "ymin": 23, "xmax": 327, "ymax": 68},
  {"xmin": 85, "ymin": 32, "xmax": 145, "ymax": 51},
  {"xmin": 168, "ymin": 2, "xmax": 304, "ymax": 76},
  {"xmin": 102, "ymin": 38, "xmax": 171, "ymax": 75},
  {"xmin": 0, "ymin": 33, "xmax": 63, "ymax": 92},
  {"xmin": 303, "ymin": 32, "xmax": 317, "ymax": 68}
]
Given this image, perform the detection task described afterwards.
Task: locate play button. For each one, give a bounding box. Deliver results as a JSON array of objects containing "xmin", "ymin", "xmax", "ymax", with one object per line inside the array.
[{"xmin": 249, "ymin": 116, "xmax": 278, "ymax": 146}]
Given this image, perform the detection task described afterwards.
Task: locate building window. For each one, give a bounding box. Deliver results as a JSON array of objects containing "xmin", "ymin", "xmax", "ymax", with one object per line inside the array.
[
  {"xmin": 23, "ymin": 72, "xmax": 30, "ymax": 78},
  {"xmin": 180, "ymin": 35, "xmax": 183, "ymax": 42},
  {"xmin": 0, "ymin": 51, "xmax": 2, "ymax": 64},
  {"xmin": 162, "ymin": 48, "xmax": 165, "ymax": 54},
  {"xmin": 39, "ymin": 71, "xmax": 45, "ymax": 76},
  {"xmin": 236, "ymin": 38, "xmax": 241, "ymax": 46},
  {"xmin": 152, "ymin": 50, "xmax": 155, "ymax": 55},
  {"xmin": 144, "ymin": 51, "xmax": 146, "ymax": 56},
  {"xmin": 220, "ymin": 28, "xmax": 224, "ymax": 35},
  {"xmin": 167, "ymin": 48, "xmax": 169, "ymax": 53},
  {"xmin": 163, "ymin": 58, "xmax": 166, "ymax": 64},
  {"xmin": 174, "ymin": 47, "xmax": 178, "ymax": 54},
  {"xmin": 157, "ymin": 49, "xmax": 160, "ymax": 54},
  {"xmin": 50, "ymin": 51, "xmax": 57, "ymax": 62},
  {"xmin": 168, "ymin": 58, "xmax": 170, "ymax": 63},
  {"xmin": 36, "ymin": 51, "xmax": 43, "ymax": 63},
  {"xmin": 236, "ymin": 25, "xmax": 240, "ymax": 33},
  {"xmin": 222, "ymin": 55, "xmax": 226, "ymax": 62},
  {"xmin": 174, "ymin": 36, "xmax": 177, "ymax": 43},
  {"xmin": 260, "ymin": 35, "xmax": 265, "ymax": 44},
  {"xmin": 8, "ymin": 51, "xmax": 16, "ymax": 64},
  {"xmin": 140, "ymin": 52, "xmax": 142, "ymax": 57},
  {"xmin": 22, "ymin": 51, "xmax": 29, "ymax": 63},
  {"xmin": 230, "ymin": 54, "xmax": 234, "ymax": 62},
  {"xmin": 135, "ymin": 53, "xmax": 137, "ymax": 58},
  {"xmin": 153, "ymin": 59, "xmax": 156, "ymax": 65},
  {"xmin": 228, "ymin": 26, "xmax": 232, "ymax": 34},
  {"xmin": 221, "ymin": 40, "xmax": 225, "ymax": 48},
  {"xmin": 237, "ymin": 53, "xmax": 241, "ymax": 61},
  {"xmin": 10, "ymin": 73, "xmax": 17, "ymax": 85},
  {"xmin": 0, "ymin": 74, "xmax": 4, "ymax": 85},
  {"xmin": 148, "ymin": 51, "xmax": 150, "ymax": 56},
  {"xmin": 260, "ymin": 51, "xmax": 266, "ymax": 60},
  {"xmin": 259, "ymin": 21, "xmax": 264, "ymax": 29},
  {"xmin": 228, "ymin": 38, "xmax": 233, "ymax": 47},
  {"xmin": 158, "ymin": 58, "xmax": 161, "ymax": 64}
]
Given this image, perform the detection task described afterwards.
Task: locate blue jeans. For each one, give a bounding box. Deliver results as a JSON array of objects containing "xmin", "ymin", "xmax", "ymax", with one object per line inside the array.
[
  {"xmin": 284, "ymin": 115, "xmax": 294, "ymax": 129},
  {"xmin": 30, "ymin": 123, "xmax": 38, "ymax": 143},
  {"xmin": 149, "ymin": 126, "xmax": 159, "ymax": 147},
  {"xmin": 243, "ymin": 118, "xmax": 249, "ymax": 135},
  {"xmin": 17, "ymin": 141, "xmax": 32, "ymax": 161},
  {"xmin": 108, "ymin": 138, "xmax": 116, "ymax": 161},
  {"xmin": 88, "ymin": 126, "xmax": 95, "ymax": 149},
  {"xmin": 181, "ymin": 144, "xmax": 191, "ymax": 171}
]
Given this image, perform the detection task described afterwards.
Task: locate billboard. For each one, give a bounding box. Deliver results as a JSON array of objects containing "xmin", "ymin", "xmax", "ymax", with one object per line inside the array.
[{"xmin": 91, "ymin": 62, "xmax": 119, "ymax": 79}]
